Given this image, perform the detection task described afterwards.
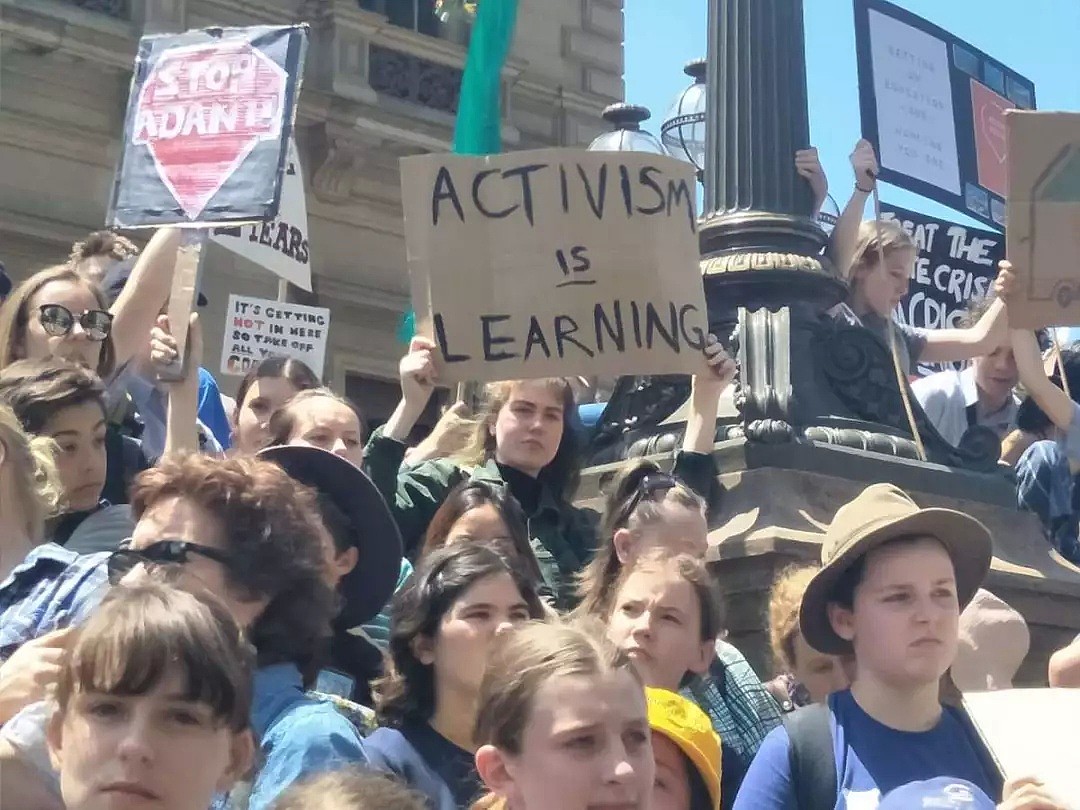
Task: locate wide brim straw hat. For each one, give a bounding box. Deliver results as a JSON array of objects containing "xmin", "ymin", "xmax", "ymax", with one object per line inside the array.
[{"xmin": 800, "ymin": 483, "xmax": 993, "ymax": 655}]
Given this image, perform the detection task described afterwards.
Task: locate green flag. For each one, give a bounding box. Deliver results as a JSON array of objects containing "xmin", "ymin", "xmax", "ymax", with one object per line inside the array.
[{"xmin": 400, "ymin": 0, "xmax": 520, "ymax": 342}]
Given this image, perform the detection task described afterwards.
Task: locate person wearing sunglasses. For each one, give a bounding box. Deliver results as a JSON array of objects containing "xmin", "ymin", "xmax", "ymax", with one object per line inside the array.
[
  {"xmin": 0, "ymin": 227, "xmax": 179, "ymax": 380},
  {"xmin": 0, "ymin": 452, "xmax": 368, "ymax": 810}
]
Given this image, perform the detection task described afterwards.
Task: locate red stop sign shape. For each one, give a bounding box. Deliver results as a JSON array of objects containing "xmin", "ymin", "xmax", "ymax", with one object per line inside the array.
[{"xmin": 133, "ymin": 40, "xmax": 288, "ymax": 220}]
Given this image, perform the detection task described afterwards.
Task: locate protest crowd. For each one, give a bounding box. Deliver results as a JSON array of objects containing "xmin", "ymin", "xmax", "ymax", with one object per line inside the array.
[{"xmin": 2, "ymin": 6, "xmax": 1080, "ymax": 810}]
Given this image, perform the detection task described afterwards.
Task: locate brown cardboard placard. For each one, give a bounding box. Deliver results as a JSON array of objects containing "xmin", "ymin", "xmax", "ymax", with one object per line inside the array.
[
  {"xmin": 963, "ymin": 689, "xmax": 1080, "ymax": 801},
  {"xmin": 157, "ymin": 230, "xmax": 206, "ymax": 383},
  {"xmin": 1005, "ymin": 111, "xmax": 1080, "ymax": 328},
  {"xmin": 400, "ymin": 149, "xmax": 709, "ymax": 384}
]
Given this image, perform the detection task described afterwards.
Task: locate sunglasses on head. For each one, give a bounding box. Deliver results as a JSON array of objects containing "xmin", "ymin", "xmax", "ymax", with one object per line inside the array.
[
  {"xmin": 620, "ymin": 472, "xmax": 678, "ymax": 525},
  {"xmin": 106, "ymin": 540, "xmax": 233, "ymax": 586},
  {"xmin": 38, "ymin": 304, "xmax": 113, "ymax": 341}
]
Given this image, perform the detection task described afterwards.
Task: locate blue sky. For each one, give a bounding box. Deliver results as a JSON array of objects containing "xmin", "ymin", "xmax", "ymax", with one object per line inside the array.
[{"xmin": 625, "ymin": 0, "xmax": 1080, "ymax": 228}]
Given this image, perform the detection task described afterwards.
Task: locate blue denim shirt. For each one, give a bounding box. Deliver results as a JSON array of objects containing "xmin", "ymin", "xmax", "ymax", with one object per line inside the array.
[
  {"xmin": 217, "ymin": 663, "xmax": 367, "ymax": 810},
  {"xmin": 0, "ymin": 544, "xmax": 109, "ymax": 659}
]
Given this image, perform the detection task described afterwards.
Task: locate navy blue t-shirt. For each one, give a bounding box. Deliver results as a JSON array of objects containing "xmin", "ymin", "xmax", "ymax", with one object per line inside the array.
[
  {"xmin": 365, "ymin": 720, "xmax": 480, "ymax": 810},
  {"xmin": 733, "ymin": 690, "xmax": 996, "ymax": 810}
]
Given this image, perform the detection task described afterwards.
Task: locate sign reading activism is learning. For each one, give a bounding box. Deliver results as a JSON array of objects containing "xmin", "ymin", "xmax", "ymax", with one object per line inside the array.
[
  {"xmin": 1005, "ymin": 111, "xmax": 1080, "ymax": 329},
  {"xmin": 853, "ymin": 0, "xmax": 1036, "ymax": 231},
  {"xmin": 210, "ymin": 138, "xmax": 312, "ymax": 290},
  {"xmin": 881, "ymin": 203, "xmax": 1003, "ymax": 374},
  {"xmin": 401, "ymin": 149, "xmax": 709, "ymax": 384},
  {"xmin": 221, "ymin": 294, "xmax": 329, "ymax": 377},
  {"xmin": 108, "ymin": 25, "xmax": 308, "ymax": 228}
]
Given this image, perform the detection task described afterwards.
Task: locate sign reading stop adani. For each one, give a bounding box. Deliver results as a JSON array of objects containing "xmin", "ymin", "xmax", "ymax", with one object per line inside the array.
[{"xmin": 108, "ymin": 25, "xmax": 308, "ymax": 229}]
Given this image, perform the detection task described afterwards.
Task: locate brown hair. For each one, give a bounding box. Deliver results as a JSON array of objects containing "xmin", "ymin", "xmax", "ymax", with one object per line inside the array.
[
  {"xmin": 54, "ymin": 580, "xmax": 254, "ymax": 732},
  {"xmin": 69, "ymin": 231, "xmax": 138, "ymax": 266},
  {"xmin": 576, "ymin": 459, "xmax": 706, "ymax": 617},
  {"xmin": 129, "ymin": 454, "xmax": 337, "ymax": 684},
  {"xmin": 266, "ymin": 388, "xmax": 366, "ymax": 449},
  {"xmin": 470, "ymin": 619, "xmax": 641, "ymax": 810},
  {"xmin": 608, "ymin": 549, "xmax": 724, "ymax": 645},
  {"xmin": 234, "ymin": 356, "xmax": 321, "ymax": 420},
  {"xmin": 768, "ymin": 564, "xmax": 818, "ymax": 673},
  {"xmin": 0, "ymin": 403, "xmax": 62, "ymax": 542},
  {"xmin": 374, "ymin": 542, "xmax": 546, "ymax": 728},
  {"xmin": 418, "ymin": 481, "xmax": 536, "ymax": 573},
  {"xmin": 0, "ymin": 265, "xmax": 116, "ymax": 377},
  {"xmin": 848, "ymin": 219, "xmax": 917, "ymax": 280},
  {"xmin": 453, "ymin": 379, "xmax": 582, "ymax": 502},
  {"xmin": 272, "ymin": 769, "xmax": 428, "ymax": 810},
  {"xmin": 0, "ymin": 360, "xmax": 106, "ymax": 435},
  {"xmin": 957, "ymin": 295, "xmax": 996, "ymax": 329}
]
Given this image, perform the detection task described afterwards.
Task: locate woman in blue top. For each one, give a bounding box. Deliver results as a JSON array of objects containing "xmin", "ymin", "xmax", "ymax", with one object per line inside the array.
[
  {"xmin": 366, "ymin": 542, "xmax": 546, "ymax": 810},
  {"xmin": 734, "ymin": 483, "xmax": 1013, "ymax": 810}
]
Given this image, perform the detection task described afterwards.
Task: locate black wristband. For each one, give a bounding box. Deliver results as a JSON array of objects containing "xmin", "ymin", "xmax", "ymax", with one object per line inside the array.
[{"xmin": 855, "ymin": 182, "xmax": 874, "ymax": 194}]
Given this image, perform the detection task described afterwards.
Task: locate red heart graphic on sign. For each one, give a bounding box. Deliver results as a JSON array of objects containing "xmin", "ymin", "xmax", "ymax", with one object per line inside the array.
[
  {"xmin": 980, "ymin": 101, "xmax": 1008, "ymax": 164},
  {"xmin": 132, "ymin": 40, "xmax": 288, "ymax": 220}
]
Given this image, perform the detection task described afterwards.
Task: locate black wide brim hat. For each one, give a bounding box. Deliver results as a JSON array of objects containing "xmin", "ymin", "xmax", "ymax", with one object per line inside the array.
[{"xmin": 257, "ymin": 445, "xmax": 403, "ymax": 627}]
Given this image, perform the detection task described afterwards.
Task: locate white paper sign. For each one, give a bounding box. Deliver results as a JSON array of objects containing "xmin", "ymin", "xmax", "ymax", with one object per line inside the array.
[
  {"xmin": 869, "ymin": 8, "xmax": 961, "ymax": 195},
  {"xmin": 220, "ymin": 294, "xmax": 329, "ymax": 377},
  {"xmin": 209, "ymin": 138, "xmax": 313, "ymax": 291}
]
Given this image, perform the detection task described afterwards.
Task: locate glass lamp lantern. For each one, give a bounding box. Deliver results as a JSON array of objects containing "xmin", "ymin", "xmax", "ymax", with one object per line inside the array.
[
  {"xmin": 588, "ymin": 103, "xmax": 669, "ymax": 154},
  {"xmin": 660, "ymin": 59, "xmax": 707, "ymax": 174}
]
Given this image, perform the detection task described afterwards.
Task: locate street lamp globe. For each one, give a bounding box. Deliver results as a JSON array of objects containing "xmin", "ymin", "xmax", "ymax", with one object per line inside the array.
[
  {"xmin": 587, "ymin": 103, "xmax": 669, "ymax": 154},
  {"xmin": 660, "ymin": 59, "xmax": 707, "ymax": 173}
]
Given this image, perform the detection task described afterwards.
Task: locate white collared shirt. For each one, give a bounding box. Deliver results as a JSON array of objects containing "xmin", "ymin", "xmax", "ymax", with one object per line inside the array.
[{"xmin": 912, "ymin": 366, "xmax": 1019, "ymax": 448}]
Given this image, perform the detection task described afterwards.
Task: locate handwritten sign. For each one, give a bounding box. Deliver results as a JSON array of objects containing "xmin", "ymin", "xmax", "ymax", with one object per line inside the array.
[
  {"xmin": 854, "ymin": 0, "xmax": 1036, "ymax": 230},
  {"xmin": 964, "ymin": 689, "xmax": 1080, "ymax": 801},
  {"xmin": 882, "ymin": 203, "xmax": 1003, "ymax": 375},
  {"xmin": 210, "ymin": 138, "xmax": 312, "ymax": 290},
  {"xmin": 1005, "ymin": 112, "xmax": 1080, "ymax": 329},
  {"xmin": 108, "ymin": 25, "xmax": 307, "ymax": 228},
  {"xmin": 220, "ymin": 294, "xmax": 329, "ymax": 377},
  {"xmin": 400, "ymin": 150, "xmax": 709, "ymax": 384}
]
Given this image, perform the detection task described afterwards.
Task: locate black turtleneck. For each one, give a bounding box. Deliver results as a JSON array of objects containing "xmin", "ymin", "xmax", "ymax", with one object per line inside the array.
[{"xmin": 496, "ymin": 462, "xmax": 542, "ymax": 516}]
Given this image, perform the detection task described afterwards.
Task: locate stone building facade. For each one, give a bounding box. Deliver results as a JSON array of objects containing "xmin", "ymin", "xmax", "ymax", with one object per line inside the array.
[{"xmin": 0, "ymin": 0, "xmax": 623, "ymax": 426}]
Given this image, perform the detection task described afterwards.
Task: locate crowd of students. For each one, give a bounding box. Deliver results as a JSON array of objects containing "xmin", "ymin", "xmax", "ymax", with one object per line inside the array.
[{"xmin": 0, "ymin": 139, "xmax": 1076, "ymax": 810}]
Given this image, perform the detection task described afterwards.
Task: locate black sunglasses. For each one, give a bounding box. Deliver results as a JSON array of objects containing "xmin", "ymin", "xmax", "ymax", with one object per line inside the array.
[
  {"xmin": 38, "ymin": 304, "xmax": 113, "ymax": 341},
  {"xmin": 107, "ymin": 540, "xmax": 233, "ymax": 586},
  {"xmin": 619, "ymin": 473, "xmax": 678, "ymax": 526}
]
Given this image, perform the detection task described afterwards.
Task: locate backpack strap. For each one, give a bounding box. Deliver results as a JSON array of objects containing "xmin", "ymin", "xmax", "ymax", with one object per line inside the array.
[{"xmin": 783, "ymin": 702, "xmax": 837, "ymax": 810}]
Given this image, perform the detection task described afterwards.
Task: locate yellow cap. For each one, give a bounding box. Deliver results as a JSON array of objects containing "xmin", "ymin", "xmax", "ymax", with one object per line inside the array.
[{"xmin": 645, "ymin": 687, "xmax": 721, "ymax": 810}]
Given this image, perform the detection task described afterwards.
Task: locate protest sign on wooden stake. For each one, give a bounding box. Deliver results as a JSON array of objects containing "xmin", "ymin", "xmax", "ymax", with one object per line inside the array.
[
  {"xmin": 401, "ymin": 149, "xmax": 709, "ymax": 384},
  {"xmin": 220, "ymin": 294, "xmax": 329, "ymax": 377}
]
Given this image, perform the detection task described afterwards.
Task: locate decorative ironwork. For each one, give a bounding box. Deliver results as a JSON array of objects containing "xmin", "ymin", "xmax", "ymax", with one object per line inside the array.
[
  {"xmin": 368, "ymin": 45, "xmax": 463, "ymax": 115},
  {"xmin": 66, "ymin": 0, "xmax": 128, "ymax": 17}
]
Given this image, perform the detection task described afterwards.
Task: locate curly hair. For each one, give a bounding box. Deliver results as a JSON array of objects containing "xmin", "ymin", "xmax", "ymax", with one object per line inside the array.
[
  {"xmin": 69, "ymin": 231, "xmax": 138, "ymax": 265},
  {"xmin": 129, "ymin": 453, "xmax": 337, "ymax": 685},
  {"xmin": 768, "ymin": 564, "xmax": 819, "ymax": 673},
  {"xmin": 373, "ymin": 542, "xmax": 545, "ymax": 728}
]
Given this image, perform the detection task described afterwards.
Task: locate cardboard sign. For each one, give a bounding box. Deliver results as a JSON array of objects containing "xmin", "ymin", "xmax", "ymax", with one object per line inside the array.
[
  {"xmin": 853, "ymin": 0, "xmax": 1036, "ymax": 230},
  {"xmin": 881, "ymin": 203, "xmax": 1003, "ymax": 375},
  {"xmin": 400, "ymin": 149, "xmax": 709, "ymax": 384},
  {"xmin": 963, "ymin": 689, "xmax": 1080, "ymax": 800},
  {"xmin": 1005, "ymin": 112, "xmax": 1080, "ymax": 329},
  {"xmin": 209, "ymin": 138, "xmax": 312, "ymax": 290},
  {"xmin": 108, "ymin": 25, "xmax": 308, "ymax": 228},
  {"xmin": 220, "ymin": 294, "xmax": 329, "ymax": 377}
]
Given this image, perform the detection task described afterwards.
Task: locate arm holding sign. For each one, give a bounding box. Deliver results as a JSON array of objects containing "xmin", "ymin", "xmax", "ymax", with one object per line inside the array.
[
  {"xmin": 919, "ymin": 295, "xmax": 1007, "ymax": 364},
  {"xmin": 794, "ymin": 148, "xmax": 828, "ymax": 218},
  {"xmin": 998, "ymin": 776, "xmax": 1072, "ymax": 810},
  {"xmin": 828, "ymin": 139, "xmax": 877, "ymax": 280},
  {"xmin": 684, "ymin": 335, "xmax": 736, "ymax": 455},
  {"xmin": 107, "ymin": 227, "xmax": 181, "ymax": 371},
  {"xmin": 151, "ymin": 313, "xmax": 203, "ymax": 457}
]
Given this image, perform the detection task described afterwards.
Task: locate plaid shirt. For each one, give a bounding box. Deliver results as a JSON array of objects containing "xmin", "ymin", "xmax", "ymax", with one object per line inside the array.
[
  {"xmin": 0, "ymin": 544, "xmax": 109, "ymax": 659},
  {"xmin": 682, "ymin": 639, "xmax": 783, "ymax": 764}
]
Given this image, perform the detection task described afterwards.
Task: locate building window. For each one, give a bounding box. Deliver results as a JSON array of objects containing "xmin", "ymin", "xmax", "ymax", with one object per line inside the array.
[
  {"xmin": 369, "ymin": 45, "xmax": 463, "ymax": 115},
  {"xmin": 358, "ymin": 0, "xmax": 471, "ymax": 46},
  {"xmin": 64, "ymin": 0, "xmax": 128, "ymax": 16},
  {"xmin": 345, "ymin": 373, "xmax": 448, "ymax": 444}
]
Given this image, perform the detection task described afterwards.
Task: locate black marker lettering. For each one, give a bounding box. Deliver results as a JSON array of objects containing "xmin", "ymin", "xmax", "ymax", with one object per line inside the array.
[
  {"xmin": 559, "ymin": 164, "xmax": 570, "ymax": 213},
  {"xmin": 501, "ymin": 163, "xmax": 547, "ymax": 226},
  {"xmin": 554, "ymin": 315, "xmax": 594, "ymax": 358},
  {"xmin": 619, "ymin": 164, "xmax": 633, "ymax": 216},
  {"xmin": 577, "ymin": 163, "xmax": 608, "ymax": 219},
  {"xmin": 637, "ymin": 166, "xmax": 666, "ymax": 215},
  {"xmin": 644, "ymin": 302, "xmax": 680, "ymax": 352},
  {"xmin": 481, "ymin": 314, "xmax": 519, "ymax": 361},
  {"xmin": 666, "ymin": 177, "xmax": 697, "ymax": 233},
  {"xmin": 523, "ymin": 316, "xmax": 552, "ymax": 360},
  {"xmin": 432, "ymin": 166, "xmax": 465, "ymax": 226},
  {"xmin": 433, "ymin": 313, "xmax": 471, "ymax": 363},
  {"xmin": 630, "ymin": 300, "xmax": 644, "ymax": 347},
  {"xmin": 678, "ymin": 304, "xmax": 706, "ymax": 350},
  {"xmin": 594, "ymin": 301, "xmax": 626, "ymax": 353},
  {"xmin": 472, "ymin": 169, "xmax": 519, "ymax": 220}
]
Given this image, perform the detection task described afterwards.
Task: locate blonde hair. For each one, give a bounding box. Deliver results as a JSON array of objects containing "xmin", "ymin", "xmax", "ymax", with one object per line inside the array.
[
  {"xmin": 452, "ymin": 379, "xmax": 581, "ymax": 501},
  {"xmin": 0, "ymin": 403, "xmax": 62, "ymax": 542},
  {"xmin": 273, "ymin": 769, "xmax": 427, "ymax": 810},
  {"xmin": 768, "ymin": 564, "xmax": 819, "ymax": 673},
  {"xmin": 848, "ymin": 219, "xmax": 917, "ymax": 279},
  {"xmin": 470, "ymin": 619, "xmax": 640, "ymax": 810},
  {"xmin": 575, "ymin": 459, "xmax": 706, "ymax": 617}
]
